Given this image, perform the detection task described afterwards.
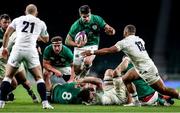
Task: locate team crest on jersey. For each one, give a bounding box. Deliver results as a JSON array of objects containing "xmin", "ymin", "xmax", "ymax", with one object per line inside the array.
[{"xmin": 92, "ymin": 24, "xmax": 98, "ymax": 30}]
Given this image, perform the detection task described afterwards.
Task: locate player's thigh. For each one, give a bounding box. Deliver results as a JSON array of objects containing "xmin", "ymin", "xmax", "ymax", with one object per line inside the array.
[
  {"xmin": 122, "ymin": 68, "xmax": 139, "ymax": 83},
  {"xmin": 24, "ymin": 49, "xmax": 40, "ymax": 69},
  {"xmin": 139, "ymin": 66, "xmax": 160, "ymax": 85}
]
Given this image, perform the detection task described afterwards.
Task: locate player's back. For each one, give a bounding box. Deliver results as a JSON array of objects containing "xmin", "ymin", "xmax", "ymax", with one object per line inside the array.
[
  {"xmin": 51, "ymin": 82, "xmax": 82, "ymax": 104},
  {"xmin": 116, "ymin": 35, "xmax": 156, "ymax": 71},
  {"xmin": 10, "ymin": 14, "xmax": 46, "ymax": 49}
]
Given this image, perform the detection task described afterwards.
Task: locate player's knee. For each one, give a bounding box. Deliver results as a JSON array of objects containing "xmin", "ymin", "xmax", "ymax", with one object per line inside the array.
[{"xmin": 104, "ymin": 69, "xmax": 113, "ymax": 77}]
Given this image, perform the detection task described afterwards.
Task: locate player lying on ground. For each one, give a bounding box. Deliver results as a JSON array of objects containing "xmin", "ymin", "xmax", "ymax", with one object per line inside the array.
[
  {"xmin": 108, "ymin": 55, "xmax": 174, "ymax": 106},
  {"xmin": 49, "ymin": 75, "xmax": 131, "ymax": 105}
]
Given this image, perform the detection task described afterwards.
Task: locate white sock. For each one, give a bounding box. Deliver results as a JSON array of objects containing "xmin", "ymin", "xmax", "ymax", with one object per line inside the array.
[{"xmin": 131, "ymin": 92, "xmax": 139, "ymax": 102}]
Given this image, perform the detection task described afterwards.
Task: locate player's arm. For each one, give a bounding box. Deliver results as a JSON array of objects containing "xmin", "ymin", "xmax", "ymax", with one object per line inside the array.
[
  {"xmin": 113, "ymin": 57, "xmax": 130, "ymax": 77},
  {"xmin": 2, "ymin": 26, "xmax": 15, "ymax": 58},
  {"xmin": 43, "ymin": 59, "xmax": 62, "ymax": 77},
  {"xmin": 65, "ymin": 34, "xmax": 78, "ymax": 47},
  {"xmin": 104, "ymin": 24, "xmax": 115, "ymax": 36},
  {"xmin": 81, "ymin": 45, "xmax": 119, "ymax": 57},
  {"xmin": 78, "ymin": 77, "xmax": 103, "ymax": 90}
]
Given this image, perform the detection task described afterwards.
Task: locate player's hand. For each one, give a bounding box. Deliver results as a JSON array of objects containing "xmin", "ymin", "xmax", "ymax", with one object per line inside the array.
[
  {"xmin": 54, "ymin": 70, "xmax": 62, "ymax": 77},
  {"xmin": 81, "ymin": 50, "xmax": 92, "ymax": 57},
  {"xmin": 105, "ymin": 27, "xmax": 115, "ymax": 35},
  {"xmin": 76, "ymin": 41, "xmax": 86, "ymax": 48},
  {"xmin": 2, "ymin": 48, "xmax": 9, "ymax": 60}
]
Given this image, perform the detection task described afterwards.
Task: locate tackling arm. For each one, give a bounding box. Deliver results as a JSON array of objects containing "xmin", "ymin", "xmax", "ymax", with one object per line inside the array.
[{"xmin": 79, "ymin": 77, "xmax": 103, "ymax": 91}]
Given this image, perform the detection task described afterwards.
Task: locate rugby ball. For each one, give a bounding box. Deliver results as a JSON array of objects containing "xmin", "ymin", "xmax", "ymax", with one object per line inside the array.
[{"xmin": 75, "ymin": 31, "xmax": 87, "ymax": 44}]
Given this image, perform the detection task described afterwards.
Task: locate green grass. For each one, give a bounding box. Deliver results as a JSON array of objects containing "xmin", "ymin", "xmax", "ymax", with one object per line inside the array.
[{"xmin": 0, "ymin": 85, "xmax": 180, "ymax": 112}]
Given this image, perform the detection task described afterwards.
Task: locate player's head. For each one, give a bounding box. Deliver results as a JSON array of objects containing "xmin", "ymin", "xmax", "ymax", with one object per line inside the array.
[
  {"xmin": 0, "ymin": 14, "xmax": 11, "ymax": 30},
  {"xmin": 25, "ymin": 4, "xmax": 38, "ymax": 16},
  {"xmin": 79, "ymin": 5, "xmax": 91, "ymax": 23},
  {"xmin": 51, "ymin": 36, "xmax": 63, "ymax": 54},
  {"xmin": 123, "ymin": 24, "xmax": 136, "ymax": 37},
  {"xmin": 78, "ymin": 88, "xmax": 95, "ymax": 103}
]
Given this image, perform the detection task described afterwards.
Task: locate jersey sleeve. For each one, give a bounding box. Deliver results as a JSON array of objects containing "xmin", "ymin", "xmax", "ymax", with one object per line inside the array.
[
  {"xmin": 68, "ymin": 20, "xmax": 80, "ymax": 40},
  {"xmin": 114, "ymin": 40, "xmax": 125, "ymax": 51},
  {"xmin": 9, "ymin": 18, "xmax": 18, "ymax": 29},
  {"xmin": 95, "ymin": 15, "xmax": 106, "ymax": 29}
]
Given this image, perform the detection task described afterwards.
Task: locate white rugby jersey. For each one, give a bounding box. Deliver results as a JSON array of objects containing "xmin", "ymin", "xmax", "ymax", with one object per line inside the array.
[
  {"xmin": 9, "ymin": 14, "xmax": 48, "ymax": 49},
  {"xmin": 115, "ymin": 35, "xmax": 156, "ymax": 71}
]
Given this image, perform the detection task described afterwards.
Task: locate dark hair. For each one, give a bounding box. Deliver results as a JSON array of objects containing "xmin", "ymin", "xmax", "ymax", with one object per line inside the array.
[
  {"xmin": 0, "ymin": 14, "xmax": 11, "ymax": 20},
  {"xmin": 79, "ymin": 5, "xmax": 91, "ymax": 14},
  {"xmin": 125, "ymin": 24, "xmax": 136, "ymax": 34},
  {"xmin": 51, "ymin": 36, "xmax": 63, "ymax": 43},
  {"xmin": 77, "ymin": 88, "xmax": 91, "ymax": 103}
]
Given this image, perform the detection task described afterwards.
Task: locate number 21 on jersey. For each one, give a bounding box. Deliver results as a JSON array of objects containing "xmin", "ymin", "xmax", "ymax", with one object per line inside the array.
[{"xmin": 21, "ymin": 21, "xmax": 35, "ymax": 33}]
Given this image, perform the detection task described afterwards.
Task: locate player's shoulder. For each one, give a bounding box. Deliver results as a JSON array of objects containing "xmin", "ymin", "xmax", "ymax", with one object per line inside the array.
[{"xmin": 91, "ymin": 14, "xmax": 103, "ymax": 21}]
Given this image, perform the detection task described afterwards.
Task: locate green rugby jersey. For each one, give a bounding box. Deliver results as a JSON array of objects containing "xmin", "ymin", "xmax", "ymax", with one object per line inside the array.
[
  {"xmin": 51, "ymin": 82, "xmax": 82, "ymax": 104},
  {"xmin": 68, "ymin": 14, "xmax": 106, "ymax": 46},
  {"xmin": 43, "ymin": 45, "xmax": 73, "ymax": 67}
]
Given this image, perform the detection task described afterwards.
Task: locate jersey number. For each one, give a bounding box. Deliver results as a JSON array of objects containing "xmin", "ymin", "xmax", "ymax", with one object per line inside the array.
[
  {"xmin": 21, "ymin": 21, "xmax": 35, "ymax": 33},
  {"xmin": 135, "ymin": 41, "xmax": 145, "ymax": 51},
  {"xmin": 62, "ymin": 92, "xmax": 72, "ymax": 100}
]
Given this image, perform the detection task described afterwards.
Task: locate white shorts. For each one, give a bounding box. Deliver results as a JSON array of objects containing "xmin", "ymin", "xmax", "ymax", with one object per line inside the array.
[
  {"xmin": 8, "ymin": 47, "xmax": 40, "ymax": 69},
  {"xmin": 138, "ymin": 66, "xmax": 160, "ymax": 85},
  {"xmin": 55, "ymin": 66, "xmax": 71, "ymax": 75},
  {"xmin": 73, "ymin": 45, "xmax": 98, "ymax": 66}
]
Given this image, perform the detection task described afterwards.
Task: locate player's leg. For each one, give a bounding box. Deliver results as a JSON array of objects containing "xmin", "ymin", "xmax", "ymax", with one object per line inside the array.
[
  {"xmin": 6, "ymin": 77, "xmax": 17, "ymax": 101},
  {"xmin": 29, "ymin": 65, "xmax": 53, "ymax": 109},
  {"xmin": 138, "ymin": 66, "xmax": 180, "ymax": 99},
  {"xmin": 82, "ymin": 55, "xmax": 95, "ymax": 76},
  {"xmin": 150, "ymin": 78, "xmax": 179, "ymax": 99},
  {"xmin": 25, "ymin": 49, "xmax": 53, "ymax": 109},
  {"xmin": 103, "ymin": 69, "xmax": 114, "ymax": 90},
  {"xmin": 0, "ymin": 64, "xmax": 18, "ymax": 108},
  {"xmin": 15, "ymin": 68, "xmax": 39, "ymax": 103},
  {"xmin": 43, "ymin": 70, "xmax": 53, "ymax": 92},
  {"xmin": 122, "ymin": 68, "xmax": 141, "ymax": 106}
]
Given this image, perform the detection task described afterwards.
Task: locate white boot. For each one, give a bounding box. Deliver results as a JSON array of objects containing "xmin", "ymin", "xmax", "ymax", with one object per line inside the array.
[
  {"xmin": 0, "ymin": 100, "xmax": 5, "ymax": 108},
  {"xmin": 42, "ymin": 100, "xmax": 54, "ymax": 109}
]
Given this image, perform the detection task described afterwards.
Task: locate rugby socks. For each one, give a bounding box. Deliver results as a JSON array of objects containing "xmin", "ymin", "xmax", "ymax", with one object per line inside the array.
[
  {"xmin": 37, "ymin": 79, "xmax": 47, "ymax": 101},
  {"xmin": 0, "ymin": 81, "xmax": 11, "ymax": 101},
  {"xmin": 131, "ymin": 92, "xmax": 139, "ymax": 102},
  {"xmin": 46, "ymin": 91, "xmax": 51, "ymax": 102}
]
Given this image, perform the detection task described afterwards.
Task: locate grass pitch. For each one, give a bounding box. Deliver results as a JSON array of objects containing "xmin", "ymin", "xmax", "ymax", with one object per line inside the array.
[{"xmin": 0, "ymin": 85, "xmax": 180, "ymax": 112}]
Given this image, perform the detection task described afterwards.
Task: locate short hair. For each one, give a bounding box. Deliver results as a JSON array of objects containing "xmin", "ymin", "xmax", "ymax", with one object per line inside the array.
[
  {"xmin": 0, "ymin": 14, "xmax": 11, "ymax": 20},
  {"xmin": 125, "ymin": 24, "xmax": 136, "ymax": 34},
  {"xmin": 25, "ymin": 4, "xmax": 37, "ymax": 14},
  {"xmin": 77, "ymin": 88, "xmax": 91, "ymax": 103},
  {"xmin": 51, "ymin": 36, "xmax": 63, "ymax": 43},
  {"xmin": 79, "ymin": 5, "xmax": 91, "ymax": 14}
]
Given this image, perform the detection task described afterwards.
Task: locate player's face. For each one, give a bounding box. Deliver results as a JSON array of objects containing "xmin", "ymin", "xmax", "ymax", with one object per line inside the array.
[
  {"xmin": 80, "ymin": 13, "xmax": 91, "ymax": 23},
  {"xmin": 0, "ymin": 19, "xmax": 11, "ymax": 30},
  {"xmin": 52, "ymin": 42, "xmax": 62, "ymax": 54}
]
